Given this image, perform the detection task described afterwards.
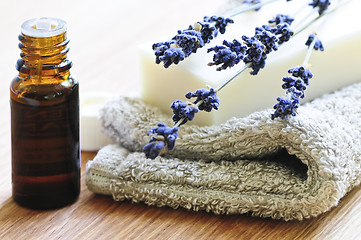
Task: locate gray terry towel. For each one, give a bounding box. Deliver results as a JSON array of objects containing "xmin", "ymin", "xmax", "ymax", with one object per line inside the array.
[{"xmin": 86, "ymin": 82, "xmax": 361, "ymax": 221}]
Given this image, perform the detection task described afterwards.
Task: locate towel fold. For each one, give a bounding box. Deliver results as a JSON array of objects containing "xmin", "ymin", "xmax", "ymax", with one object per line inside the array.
[{"xmin": 86, "ymin": 82, "xmax": 361, "ymax": 221}]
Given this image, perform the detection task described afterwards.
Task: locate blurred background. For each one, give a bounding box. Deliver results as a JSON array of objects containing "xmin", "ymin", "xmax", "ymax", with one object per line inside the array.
[{"xmin": 0, "ymin": 0, "xmax": 226, "ymax": 95}]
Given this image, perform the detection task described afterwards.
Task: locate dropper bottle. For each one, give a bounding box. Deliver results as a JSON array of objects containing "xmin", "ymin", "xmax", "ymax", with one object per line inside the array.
[{"xmin": 10, "ymin": 17, "xmax": 80, "ymax": 209}]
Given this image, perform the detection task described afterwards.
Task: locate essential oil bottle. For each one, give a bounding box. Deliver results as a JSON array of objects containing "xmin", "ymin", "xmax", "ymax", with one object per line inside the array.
[{"xmin": 10, "ymin": 17, "xmax": 80, "ymax": 209}]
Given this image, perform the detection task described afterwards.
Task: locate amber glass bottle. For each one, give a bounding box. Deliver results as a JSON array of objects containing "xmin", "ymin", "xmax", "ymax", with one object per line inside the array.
[{"xmin": 10, "ymin": 18, "xmax": 80, "ymax": 209}]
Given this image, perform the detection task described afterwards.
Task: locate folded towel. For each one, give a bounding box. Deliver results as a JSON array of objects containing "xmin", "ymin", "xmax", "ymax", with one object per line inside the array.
[{"xmin": 86, "ymin": 82, "xmax": 361, "ymax": 221}]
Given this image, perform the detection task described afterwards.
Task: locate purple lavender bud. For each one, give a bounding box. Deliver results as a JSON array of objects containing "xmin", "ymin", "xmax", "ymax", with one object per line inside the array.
[
  {"xmin": 255, "ymin": 29, "xmax": 279, "ymax": 53},
  {"xmin": 208, "ymin": 40, "xmax": 246, "ymax": 70},
  {"xmin": 288, "ymin": 66, "xmax": 313, "ymax": 85},
  {"xmin": 186, "ymin": 88, "xmax": 219, "ymax": 112},
  {"xmin": 273, "ymin": 23, "xmax": 294, "ymax": 44},
  {"xmin": 272, "ymin": 65, "xmax": 312, "ymax": 120},
  {"xmin": 282, "ymin": 76, "xmax": 307, "ymax": 94},
  {"xmin": 242, "ymin": 35, "xmax": 267, "ymax": 75},
  {"xmin": 248, "ymin": 58, "xmax": 266, "ymax": 75},
  {"xmin": 159, "ymin": 48, "xmax": 185, "ymax": 68},
  {"xmin": 268, "ymin": 14, "xmax": 294, "ymax": 26},
  {"xmin": 204, "ymin": 16, "xmax": 234, "ymax": 34},
  {"xmin": 223, "ymin": 39, "xmax": 248, "ymax": 54},
  {"xmin": 309, "ymin": 0, "xmax": 331, "ymax": 15},
  {"xmin": 144, "ymin": 123, "xmax": 179, "ymax": 159},
  {"xmin": 198, "ymin": 22, "xmax": 218, "ymax": 43},
  {"xmin": 271, "ymin": 96, "xmax": 299, "ymax": 120},
  {"xmin": 143, "ymin": 140, "xmax": 165, "ymax": 159},
  {"xmin": 153, "ymin": 41, "xmax": 176, "ymax": 64},
  {"xmin": 170, "ymin": 100, "xmax": 199, "ymax": 125},
  {"xmin": 305, "ymin": 33, "xmax": 324, "ymax": 51},
  {"xmin": 173, "ymin": 29, "xmax": 204, "ymax": 57},
  {"xmin": 243, "ymin": 0, "xmax": 262, "ymax": 11},
  {"xmin": 287, "ymin": 86, "xmax": 305, "ymax": 99},
  {"xmin": 210, "ymin": 48, "xmax": 240, "ymax": 70},
  {"xmin": 255, "ymin": 24, "xmax": 276, "ymax": 35},
  {"xmin": 242, "ymin": 36, "xmax": 266, "ymax": 60}
]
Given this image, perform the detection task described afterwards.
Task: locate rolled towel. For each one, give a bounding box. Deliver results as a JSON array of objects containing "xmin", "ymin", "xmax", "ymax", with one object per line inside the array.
[{"xmin": 86, "ymin": 82, "xmax": 361, "ymax": 221}]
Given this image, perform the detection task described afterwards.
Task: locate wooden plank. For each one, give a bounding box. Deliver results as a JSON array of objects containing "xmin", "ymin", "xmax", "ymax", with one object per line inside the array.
[{"xmin": 1, "ymin": 152, "xmax": 361, "ymax": 240}]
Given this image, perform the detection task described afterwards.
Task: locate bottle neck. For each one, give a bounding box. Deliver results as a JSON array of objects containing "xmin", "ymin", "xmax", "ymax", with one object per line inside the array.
[{"xmin": 16, "ymin": 18, "xmax": 72, "ymax": 82}]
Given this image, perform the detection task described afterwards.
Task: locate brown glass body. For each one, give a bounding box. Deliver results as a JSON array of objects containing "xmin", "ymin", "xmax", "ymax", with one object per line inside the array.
[{"xmin": 10, "ymin": 27, "xmax": 80, "ymax": 209}]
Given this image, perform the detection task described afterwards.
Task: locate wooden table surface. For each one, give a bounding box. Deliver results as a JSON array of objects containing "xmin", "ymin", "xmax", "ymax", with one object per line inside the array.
[{"xmin": 1, "ymin": 0, "xmax": 361, "ymax": 239}]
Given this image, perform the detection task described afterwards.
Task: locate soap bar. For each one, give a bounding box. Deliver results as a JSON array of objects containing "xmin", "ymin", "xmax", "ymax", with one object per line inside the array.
[
  {"xmin": 80, "ymin": 92, "xmax": 115, "ymax": 151},
  {"xmin": 139, "ymin": 0, "xmax": 361, "ymax": 126}
]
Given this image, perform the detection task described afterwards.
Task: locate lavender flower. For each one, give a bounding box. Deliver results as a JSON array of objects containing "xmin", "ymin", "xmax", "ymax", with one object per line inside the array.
[
  {"xmin": 144, "ymin": 87, "xmax": 219, "ymax": 159},
  {"xmin": 273, "ymin": 23, "xmax": 294, "ymax": 44},
  {"xmin": 153, "ymin": 41, "xmax": 174, "ymax": 65},
  {"xmin": 288, "ymin": 66, "xmax": 313, "ymax": 85},
  {"xmin": 143, "ymin": 141, "xmax": 165, "ymax": 160},
  {"xmin": 170, "ymin": 100, "xmax": 199, "ymax": 126},
  {"xmin": 143, "ymin": 123, "xmax": 179, "ymax": 159},
  {"xmin": 305, "ymin": 33, "xmax": 324, "ymax": 51},
  {"xmin": 153, "ymin": 16, "xmax": 233, "ymax": 68},
  {"xmin": 282, "ymin": 76, "xmax": 307, "ymax": 92},
  {"xmin": 203, "ymin": 16, "xmax": 234, "ymax": 34},
  {"xmin": 208, "ymin": 48, "xmax": 240, "ymax": 70},
  {"xmin": 197, "ymin": 21, "xmax": 217, "ymax": 43},
  {"xmin": 255, "ymin": 24, "xmax": 274, "ymax": 34},
  {"xmin": 207, "ymin": 40, "xmax": 247, "ymax": 70},
  {"xmin": 268, "ymin": 14, "xmax": 295, "ymax": 26},
  {"xmin": 186, "ymin": 87, "xmax": 219, "ymax": 112},
  {"xmin": 255, "ymin": 29, "xmax": 279, "ymax": 53},
  {"xmin": 223, "ymin": 39, "xmax": 248, "ymax": 54},
  {"xmin": 309, "ymin": 0, "xmax": 331, "ymax": 15},
  {"xmin": 271, "ymin": 97, "xmax": 298, "ymax": 119},
  {"xmin": 273, "ymin": 65, "xmax": 313, "ymax": 120},
  {"xmin": 173, "ymin": 29, "xmax": 204, "ymax": 57},
  {"xmin": 208, "ymin": 14, "xmax": 294, "ymax": 74},
  {"xmin": 242, "ymin": 36, "xmax": 267, "ymax": 75},
  {"xmin": 287, "ymin": 86, "xmax": 305, "ymax": 99},
  {"xmin": 159, "ymin": 48, "xmax": 186, "ymax": 68},
  {"xmin": 271, "ymin": 94, "xmax": 300, "ymax": 120}
]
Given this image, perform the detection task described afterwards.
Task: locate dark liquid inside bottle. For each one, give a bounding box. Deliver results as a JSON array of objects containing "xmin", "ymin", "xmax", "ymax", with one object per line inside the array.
[{"xmin": 11, "ymin": 83, "xmax": 80, "ymax": 209}]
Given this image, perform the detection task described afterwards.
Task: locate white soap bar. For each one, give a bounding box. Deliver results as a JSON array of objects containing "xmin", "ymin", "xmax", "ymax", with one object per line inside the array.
[
  {"xmin": 80, "ymin": 92, "xmax": 115, "ymax": 151},
  {"xmin": 139, "ymin": 1, "xmax": 361, "ymax": 126}
]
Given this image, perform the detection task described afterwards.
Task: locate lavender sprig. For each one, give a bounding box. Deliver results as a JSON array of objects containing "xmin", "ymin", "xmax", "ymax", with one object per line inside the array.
[
  {"xmin": 208, "ymin": 14, "xmax": 294, "ymax": 74},
  {"xmin": 152, "ymin": 16, "xmax": 233, "ymax": 68},
  {"xmin": 271, "ymin": 33, "xmax": 323, "ymax": 120},
  {"xmin": 144, "ymin": 87, "xmax": 219, "ymax": 159}
]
